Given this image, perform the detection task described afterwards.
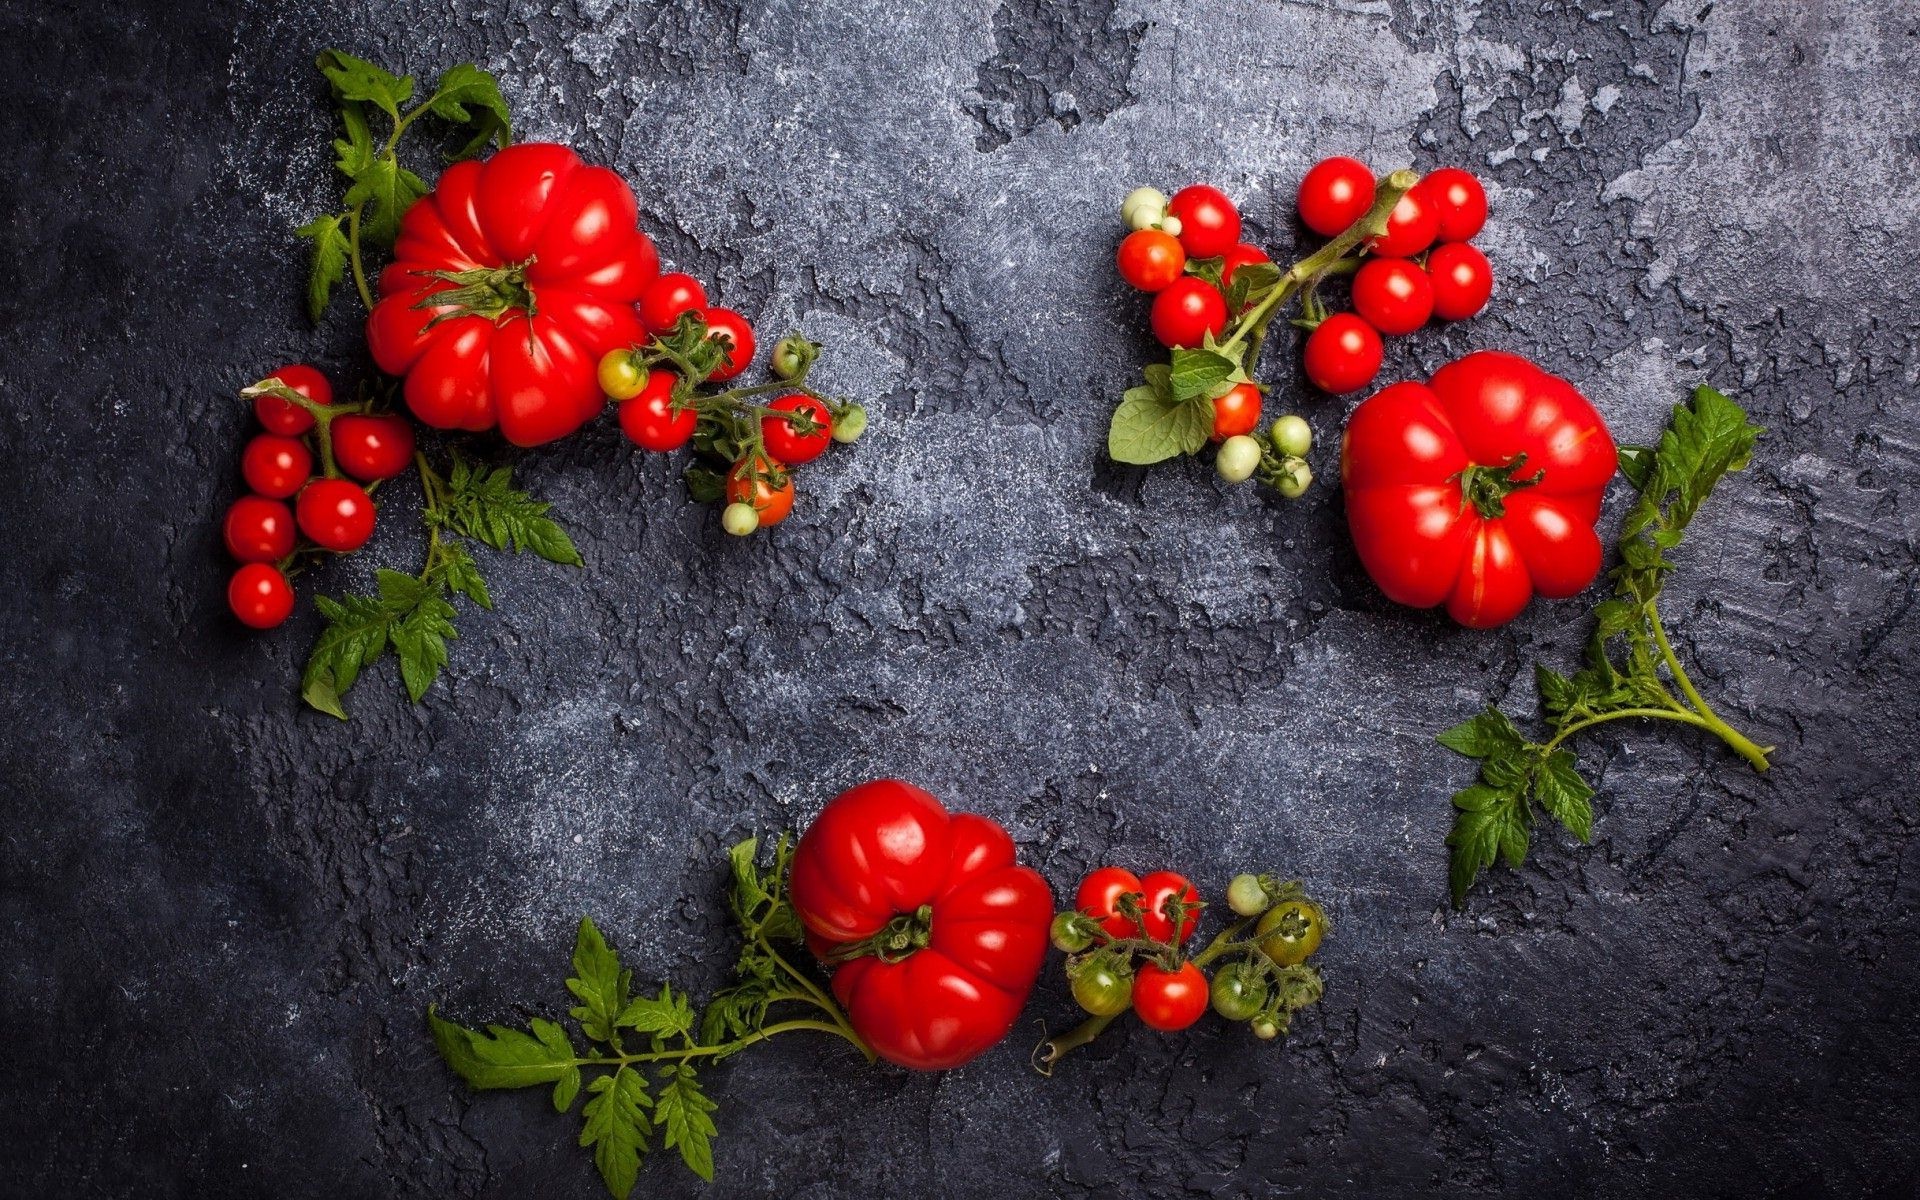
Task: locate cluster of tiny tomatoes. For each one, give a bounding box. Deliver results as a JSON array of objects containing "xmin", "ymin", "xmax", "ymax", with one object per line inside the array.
[
  {"xmin": 595, "ymin": 276, "xmax": 866, "ymax": 537},
  {"xmin": 221, "ymin": 367, "xmax": 414, "ymax": 628},
  {"xmin": 1037, "ymin": 866, "xmax": 1328, "ymax": 1070},
  {"xmin": 1291, "ymin": 157, "xmax": 1492, "ymax": 396}
]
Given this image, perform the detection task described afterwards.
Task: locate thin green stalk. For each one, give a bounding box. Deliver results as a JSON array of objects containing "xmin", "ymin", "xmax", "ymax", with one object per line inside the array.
[{"xmin": 574, "ymin": 1018, "xmax": 863, "ymax": 1068}]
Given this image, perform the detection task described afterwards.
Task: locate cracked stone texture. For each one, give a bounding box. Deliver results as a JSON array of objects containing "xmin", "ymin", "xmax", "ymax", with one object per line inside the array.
[{"xmin": 3, "ymin": 0, "xmax": 1917, "ymax": 1195}]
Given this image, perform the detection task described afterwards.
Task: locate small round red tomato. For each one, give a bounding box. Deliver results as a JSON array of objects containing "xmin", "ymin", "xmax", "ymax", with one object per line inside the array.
[
  {"xmin": 637, "ymin": 272, "xmax": 708, "ymax": 335},
  {"xmin": 1419, "ymin": 167, "xmax": 1488, "ymax": 242},
  {"xmin": 726, "ymin": 456, "xmax": 794, "ymax": 526},
  {"xmin": 1116, "ymin": 229, "xmax": 1186, "ymax": 293},
  {"xmin": 296, "ymin": 479, "xmax": 376, "ymax": 552},
  {"xmin": 228, "ymin": 563, "xmax": 294, "ymax": 629},
  {"xmin": 1210, "ymin": 383, "xmax": 1262, "ymax": 442},
  {"xmin": 1166, "ymin": 185, "xmax": 1241, "ymax": 259},
  {"xmin": 1075, "ymin": 866, "xmax": 1146, "ymax": 939},
  {"xmin": 1137, "ymin": 871, "xmax": 1202, "ymax": 944},
  {"xmin": 701, "ymin": 307, "xmax": 755, "ymax": 381},
  {"xmin": 1351, "ymin": 257, "xmax": 1434, "ymax": 336},
  {"xmin": 1427, "ymin": 242, "xmax": 1494, "ymax": 321},
  {"xmin": 1370, "ymin": 187, "xmax": 1439, "ymax": 258},
  {"xmin": 617, "ymin": 370, "xmax": 695, "ymax": 451},
  {"xmin": 1302, "ymin": 313, "xmax": 1383, "ymax": 394},
  {"xmin": 331, "ymin": 413, "xmax": 416, "ymax": 482},
  {"xmin": 1150, "ymin": 277, "xmax": 1228, "ymax": 349},
  {"xmin": 1297, "ymin": 156, "xmax": 1375, "ymax": 237},
  {"xmin": 1132, "ymin": 961, "xmax": 1209, "ymax": 1031},
  {"xmin": 253, "ymin": 364, "xmax": 331, "ymax": 436},
  {"xmin": 224, "ymin": 495, "xmax": 296, "ymax": 563},
  {"xmin": 240, "ymin": 435, "xmax": 313, "ymax": 499},
  {"xmin": 761, "ymin": 393, "xmax": 833, "ymax": 465},
  {"xmin": 1219, "ymin": 243, "xmax": 1271, "ymax": 289}
]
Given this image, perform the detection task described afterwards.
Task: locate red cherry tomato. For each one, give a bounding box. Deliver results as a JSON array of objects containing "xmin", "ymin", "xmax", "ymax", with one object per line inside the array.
[
  {"xmin": 1427, "ymin": 242, "xmax": 1494, "ymax": 321},
  {"xmin": 725, "ymin": 455, "xmax": 794, "ymax": 526},
  {"xmin": 1419, "ymin": 167, "xmax": 1488, "ymax": 242},
  {"xmin": 1351, "ymin": 257, "xmax": 1434, "ymax": 336},
  {"xmin": 1137, "ymin": 871, "xmax": 1202, "ymax": 944},
  {"xmin": 701, "ymin": 306, "xmax": 755, "ymax": 381},
  {"xmin": 789, "ymin": 779, "xmax": 1053, "ymax": 1070},
  {"xmin": 1150, "ymin": 277, "xmax": 1228, "ymax": 349},
  {"xmin": 1116, "ymin": 229, "xmax": 1187, "ymax": 293},
  {"xmin": 1296, "ymin": 156, "xmax": 1376, "ymax": 237},
  {"xmin": 1075, "ymin": 866, "xmax": 1146, "ymax": 939},
  {"xmin": 1302, "ymin": 313, "xmax": 1384, "ymax": 394},
  {"xmin": 761, "ymin": 393, "xmax": 834, "ymax": 465},
  {"xmin": 1219, "ymin": 243, "xmax": 1271, "ymax": 289},
  {"xmin": 616, "ymin": 370, "xmax": 695, "ymax": 451},
  {"xmin": 1210, "ymin": 383, "xmax": 1262, "ymax": 442},
  {"xmin": 1132, "ymin": 961, "xmax": 1209, "ymax": 1031},
  {"xmin": 296, "ymin": 478, "xmax": 376, "ymax": 552},
  {"xmin": 331, "ymin": 413, "xmax": 416, "ymax": 482},
  {"xmin": 1370, "ymin": 187, "xmax": 1439, "ymax": 258},
  {"xmin": 228, "ymin": 563, "xmax": 295, "ymax": 630},
  {"xmin": 637, "ymin": 272, "xmax": 708, "ymax": 335},
  {"xmin": 1166, "ymin": 185, "xmax": 1241, "ymax": 259},
  {"xmin": 240, "ymin": 435, "xmax": 313, "ymax": 499},
  {"xmin": 1341, "ymin": 351, "xmax": 1617, "ymax": 628},
  {"xmin": 224, "ymin": 495, "xmax": 296, "ymax": 563},
  {"xmin": 253, "ymin": 364, "xmax": 331, "ymax": 436}
]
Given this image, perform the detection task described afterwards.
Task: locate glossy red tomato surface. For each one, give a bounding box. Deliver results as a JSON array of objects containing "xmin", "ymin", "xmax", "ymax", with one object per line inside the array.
[
  {"xmin": 700, "ymin": 306, "xmax": 755, "ymax": 381},
  {"xmin": 1419, "ymin": 167, "xmax": 1488, "ymax": 242},
  {"xmin": 1427, "ymin": 242, "xmax": 1494, "ymax": 321},
  {"xmin": 1132, "ymin": 961, "xmax": 1209, "ymax": 1031},
  {"xmin": 1351, "ymin": 257, "xmax": 1434, "ymax": 336},
  {"xmin": 253, "ymin": 364, "xmax": 331, "ymax": 436},
  {"xmin": 725, "ymin": 456, "xmax": 794, "ymax": 526},
  {"xmin": 228, "ymin": 563, "xmax": 295, "ymax": 629},
  {"xmin": 637, "ymin": 272, "xmax": 707, "ymax": 335},
  {"xmin": 1210, "ymin": 383, "xmax": 1262, "ymax": 442},
  {"xmin": 1075, "ymin": 866, "xmax": 1146, "ymax": 939},
  {"xmin": 1150, "ymin": 277, "xmax": 1228, "ymax": 349},
  {"xmin": 366, "ymin": 144, "xmax": 657, "ymax": 447},
  {"xmin": 296, "ymin": 478, "xmax": 377, "ymax": 553},
  {"xmin": 617, "ymin": 370, "xmax": 695, "ymax": 451},
  {"xmin": 1302, "ymin": 313, "xmax": 1383, "ymax": 394},
  {"xmin": 1341, "ymin": 351, "xmax": 1617, "ymax": 628},
  {"xmin": 761, "ymin": 393, "xmax": 834, "ymax": 465},
  {"xmin": 1136, "ymin": 871, "xmax": 1202, "ymax": 944},
  {"xmin": 331, "ymin": 413, "xmax": 416, "ymax": 482},
  {"xmin": 241, "ymin": 435, "xmax": 313, "ymax": 499},
  {"xmin": 1116, "ymin": 229, "xmax": 1187, "ymax": 292},
  {"xmin": 224, "ymin": 495, "xmax": 296, "ymax": 563},
  {"xmin": 1370, "ymin": 187, "xmax": 1439, "ymax": 258},
  {"xmin": 1297, "ymin": 156, "xmax": 1376, "ymax": 236},
  {"xmin": 790, "ymin": 780, "xmax": 1053, "ymax": 1070},
  {"xmin": 1166, "ymin": 185, "xmax": 1241, "ymax": 259},
  {"xmin": 1218, "ymin": 243, "xmax": 1272, "ymax": 290}
]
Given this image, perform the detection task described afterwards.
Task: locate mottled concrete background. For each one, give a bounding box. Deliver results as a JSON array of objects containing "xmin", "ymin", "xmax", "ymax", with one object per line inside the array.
[{"xmin": 3, "ymin": 0, "xmax": 1917, "ymax": 1195}]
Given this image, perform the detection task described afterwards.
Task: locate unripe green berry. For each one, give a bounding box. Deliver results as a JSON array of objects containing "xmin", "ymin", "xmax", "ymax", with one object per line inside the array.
[
  {"xmin": 1226, "ymin": 873, "xmax": 1269, "ymax": 917},
  {"xmin": 1122, "ymin": 185, "xmax": 1168, "ymax": 230},
  {"xmin": 831, "ymin": 403, "xmax": 868, "ymax": 443},
  {"xmin": 1216, "ymin": 435, "xmax": 1262, "ymax": 483},
  {"xmin": 1270, "ymin": 414, "xmax": 1312, "ymax": 458},
  {"xmin": 721, "ymin": 502, "xmax": 760, "ymax": 536},
  {"xmin": 1275, "ymin": 456, "xmax": 1313, "ymax": 499},
  {"xmin": 1250, "ymin": 1016, "xmax": 1280, "ymax": 1040}
]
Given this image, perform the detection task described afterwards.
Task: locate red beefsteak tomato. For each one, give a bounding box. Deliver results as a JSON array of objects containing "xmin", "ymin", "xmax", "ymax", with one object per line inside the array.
[
  {"xmin": 367, "ymin": 143, "xmax": 658, "ymax": 447},
  {"xmin": 789, "ymin": 780, "xmax": 1052, "ymax": 1070},
  {"xmin": 1341, "ymin": 351, "xmax": 1616, "ymax": 628}
]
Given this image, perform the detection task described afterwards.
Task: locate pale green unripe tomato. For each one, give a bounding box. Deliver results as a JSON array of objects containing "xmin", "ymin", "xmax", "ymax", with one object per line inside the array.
[
  {"xmin": 1226, "ymin": 873, "xmax": 1270, "ymax": 917},
  {"xmin": 1122, "ymin": 185, "xmax": 1168, "ymax": 230},
  {"xmin": 1216, "ymin": 435, "xmax": 1262, "ymax": 483},
  {"xmin": 721, "ymin": 502, "xmax": 760, "ymax": 536},
  {"xmin": 1275, "ymin": 456, "xmax": 1313, "ymax": 499},
  {"xmin": 1270, "ymin": 414, "xmax": 1312, "ymax": 459},
  {"xmin": 832, "ymin": 403, "xmax": 868, "ymax": 443}
]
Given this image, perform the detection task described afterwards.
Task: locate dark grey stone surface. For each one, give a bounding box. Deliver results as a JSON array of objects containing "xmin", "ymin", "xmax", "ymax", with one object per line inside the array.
[{"xmin": 3, "ymin": 0, "xmax": 1917, "ymax": 1195}]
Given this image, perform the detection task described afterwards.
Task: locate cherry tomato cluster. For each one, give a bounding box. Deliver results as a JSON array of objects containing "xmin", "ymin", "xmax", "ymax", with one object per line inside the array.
[
  {"xmin": 1296, "ymin": 158, "xmax": 1492, "ymax": 396},
  {"xmin": 1038, "ymin": 865, "xmax": 1328, "ymax": 1068},
  {"xmin": 596, "ymin": 284, "xmax": 865, "ymax": 536},
  {"xmin": 222, "ymin": 366, "xmax": 415, "ymax": 628}
]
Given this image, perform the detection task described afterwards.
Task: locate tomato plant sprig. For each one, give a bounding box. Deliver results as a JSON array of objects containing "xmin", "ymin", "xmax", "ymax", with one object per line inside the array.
[
  {"xmin": 429, "ymin": 837, "xmax": 872, "ymax": 1197},
  {"xmin": 1437, "ymin": 385, "xmax": 1773, "ymax": 904}
]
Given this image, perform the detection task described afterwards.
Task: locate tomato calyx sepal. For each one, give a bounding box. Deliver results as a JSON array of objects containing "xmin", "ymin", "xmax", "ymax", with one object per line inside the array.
[
  {"xmin": 411, "ymin": 258, "xmax": 540, "ymax": 326},
  {"xmin": 821, "ymin": 903, "xmax": 936, "ymax": 966},
  {"xmin": 1453, "ymin": 450, "xmax": 1547, "ymax": 519}
]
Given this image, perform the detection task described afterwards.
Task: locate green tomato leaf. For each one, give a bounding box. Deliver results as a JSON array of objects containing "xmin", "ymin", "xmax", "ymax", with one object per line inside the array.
[
  {"xmin": 1434, "ymin": 708, "xmax": 1524, "ymax": 759},
  {"xmin": 344, "ymin": 156, "xmax": 429, "ymax": 251},
  {"xmin": 654, "ymin": 1064, "xmax": 718, "ymax": 1182},
  {"xmin": 440, "ymin": 462, "xmax": 584, "ymax": 566},
  {"xmin": 426, "ymin": 62, "xmax": 514, "ymax": 157},
  {"xmin": 317, "ymin": 49, "xmax": 415, "ymax": 120},
  {"xmin": 1535, "ymin": 750, "xmax": 1595, "ymax": 842},
  {"xmin": 301, "ymin": 591, "xmax": 394, "ymax": 719},
  {"xmin": 1446, "ymin": 780, "xmax": 1526, "ymax": 906},
  {"xmin": 294, "ymin": 213, "xmax": 352, "ymax": 323},
  {"xmin": 615, "ymin": 983, "xmax": 696, "ymax": 1040},
  {"xmin": 580, "ymin": 1067, "xmax": 653, "ymax": 1200},
  {"xmin": 427, "ymin": 1008, "xmax": 580, "ymax": 1095},
  {"xmin": 567, "ymin": 917, "xmax": 634, "ymax": 1048},
  {"xmin": 1166, "ymin": 346, "xmax": 1238, "ymax": 404},
  {"xmin": 1109, "ymin": 386, "xmax": 1211, "ymax": 465}
]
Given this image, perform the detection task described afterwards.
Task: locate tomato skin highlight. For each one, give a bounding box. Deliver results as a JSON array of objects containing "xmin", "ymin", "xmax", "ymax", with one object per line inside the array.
[
  {"xmin": 1210, "ymin": 383, "xmax": 1262, "ymax": 442},
  {"xmin": 1418, "ymin": 167, "xmax": 1488, "ymax": 242},
  {"xmin": 1302, "ymin": 313, "xmax": 1383, "ymax": 395},
  {"xmin": 331, "ymin": 414, "xmax": 416, "ymax": 482},
  {"xmin": 1351, "ymin": 257, "xmax": 1434, "ymax": 336},
  {"xmin": 228, "ymin": 563, "xmax": 295, "ymax": 629},
  {"xmin": 1150, "ymin": 277, "xmax": 1228, "ymax": 349},
  {"xmin": 296, "ymin": 479, "xmax": 377, "ymax": 553},
  {"xmin": 254, "ymin": 364, "xmax": 331, "ymax": 436},
  {"xmin": 725, "ymin": 456, "xmax": 794, "ymax": 526},
  {"xmin": 1426, "ymin": 242, "xmax": 1494, "ymax": 321},
  {"xmin": 1370, "ymin": 187, "xmax": 1439, "ymax": 258},
  {"xmin": 789, "ymin": 780, "xmax": 1053, "ymax": 1070},
  {"xmin": 616, "ymin": 371, "xmax": 695, "ymax": 451},
  {"xmin": 1137, "ymin": 871, "xmax": 1202, "ymax": 944},
  {"xmin": 636, "ymin": 272, "xmax": 708, "ymax": 335},
  {"xmin": 1132, "ymin": 961, "xmax": 1209, "ymax": 1031},
  {"xmin": 1116, "ymin": 228, "xmax": 1187, "ymax": 293},
  {"xmin": 701, "ymin": 306, "xmax": 755, "ymax": 381},
  {"xmin": 224, "ymin": 495, "xmax": 296, "ymax": 563},
  {"xmin": 1075, "ymin": 866, "xmax": 1145, "ymax": 939},
  {"xmin": 241, "ymin": 435, "xmax": 313, "ymax": 499},
  {"xmin": 1297, "ymin": 156, "xmax": 1376, "ymax": 237},
  {"xmin": 761, "ymin": 394, "xmax": 834, "ymax": 465},
  {"xmin": 1166, "ymin": 185, "xmax": 1241, "ymax": 259},
  {"xmin": 1340, "ymin": 351, "xmax": 1616, "ymax": 628}
]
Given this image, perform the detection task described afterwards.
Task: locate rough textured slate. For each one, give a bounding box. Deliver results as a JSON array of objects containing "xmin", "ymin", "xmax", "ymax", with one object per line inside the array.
[{"xmin": 2, "ymin": 0, "xmax": 1917, "ymax": 1195}]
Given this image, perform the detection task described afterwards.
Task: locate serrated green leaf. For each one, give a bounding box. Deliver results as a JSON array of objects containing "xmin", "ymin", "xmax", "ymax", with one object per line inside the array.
[
  {"xmin": 391, "ymin": 589, "xmax": 457, "ymax": 703},
  {"xmin": 317, "ymin": 49, "xmax": 415, "ymax": 120},
  {"xmin": 425, "ymin": 63, "xmax": 514, "ymax": 157},
  {"xmin": 295, "ymin": 213, "xmax": 352, "ymax": 323},
  {"xmin": 302, "ymin": 591, "xmax": 394, "ymax": 719},
  {"xmin": 1109, "ymin": 387, "xmax": 1211, "ymax": 464},
  {"xmin": 567, "ymin": 917, "xmax": 632, "ymax": 1047},
  {"xmin": 654, "ymin": 1064, "xmax": 718, "ymax": 1181},
  {"xmin": 427, "ymin": 1008, "xmax": 580, "ymax": 1091},
  {"xmin": 1536, "ymin": 750, "xmax": 1594, "ymax": 842},
  {"xmin": 332, "ymin": 101, "xmax": 376, "ymax": 180},
  {"xmin": 580, "ymin": 1067, "xmax": 652, "ymax": 1199},
  {"xmin": 439, "ymin": 541, "xmax": 492, "ymax": 609},
  {"xmin": 1166, "ymin": 346, "xmax": 1238, "ymax": 404},
  {"xmin": 344, "ymin": 156, "xmax": 428, "ymax": 250},
  {"xmin": 685, "ymin": 465, "xmax": 727, "ymax": 504},
  {"xmin": 1446, "ymin": 784, "xmax": 1524, "ymax": 906},
  {"xmin": 440, "ymin": 463, "xmax": 584, "ymax": 566},
  {"xmin": 616, "ymin": 983, "xmax": 696, "ymax": 1040},
  {"xmin": 1435, "ymin": 708, "xmax": 1523, "ymax": 759}
]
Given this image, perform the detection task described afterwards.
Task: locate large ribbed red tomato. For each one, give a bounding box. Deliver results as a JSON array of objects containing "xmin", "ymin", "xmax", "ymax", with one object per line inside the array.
[
  {"xmin": 1341, "ymin": 351, "xmax": 1616, "ymax": 628},
  {"xmin": 789, "ymin": 780, "xmax": 1053, "ymax": 1070},
  {"xmin": 366, "ymin": 143, "xmax": 657, "ymax": 447}
]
